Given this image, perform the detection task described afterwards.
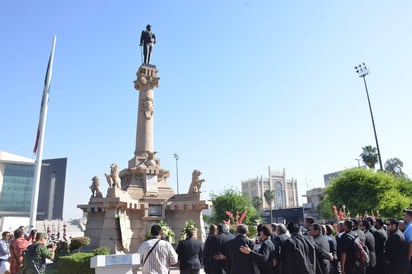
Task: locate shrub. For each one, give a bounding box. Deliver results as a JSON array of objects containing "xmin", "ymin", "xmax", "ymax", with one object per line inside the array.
[
  {"xmin": 70, "ymin": 237, "xmax": 90, "ymax": 252},
  {"xmin": 93, "ymin": 246, "xmax": 110, "ymax": 255},
  {"xmin": 248, "ymin": 225, "xmax": 257, "ymax": 238},
  {"xmin": 58, "ymin": 252, "xmax": 95, "ymax": 274}
]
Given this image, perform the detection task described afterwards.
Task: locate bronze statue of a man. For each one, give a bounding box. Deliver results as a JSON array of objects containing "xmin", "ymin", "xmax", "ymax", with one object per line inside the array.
[{"xmin": 139, "ymin": 24, "xmax": 156, "ymax": 64}]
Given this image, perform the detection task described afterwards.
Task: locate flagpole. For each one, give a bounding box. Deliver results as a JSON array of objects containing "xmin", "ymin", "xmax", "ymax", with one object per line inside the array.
[{"xmin": 29, "ymin": 35, "xmax": 56, "ymax": 229}]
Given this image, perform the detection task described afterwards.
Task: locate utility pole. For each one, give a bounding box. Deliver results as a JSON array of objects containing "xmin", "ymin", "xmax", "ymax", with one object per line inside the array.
[
  {"xmin": 355, "ymin": 63, "xmax": 383, "ymax": 171},
  {"xmin": 268, "ymin": 166, "xmax": 273, "ymax": 224},
  {"xmin": 173, "ymin": 153, "xmax": 179, "ymax": 194}
]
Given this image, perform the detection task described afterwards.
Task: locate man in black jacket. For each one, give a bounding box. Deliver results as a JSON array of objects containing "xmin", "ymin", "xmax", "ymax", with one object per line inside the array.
[
  {"xmin": 283, "ymin": 222, "xmax": 332, "ymax": 274},
  {"xmin": 339, "ymin": 220, "xmax": 362, "ymax": 274},
  {"xmin": 373, "ymin": 218, "xmax": 388, "ymax": 274},
  {"xmin": 223, "ymin": 224, "xmax": 255, "ymax": 274},
  {"xmin": 176, "ymin": 228, "xmax": 203, "ymax": 274},
  {"xmin": 205, "ymin": 224, "xmax": 232, "ymax": 274},
  {"xmin": 360, "ymin": 220, "xmax": 376, "ymax": 274},
  {"xmin": 326, "ymin": 224, "xmax": 339, "ymax": 274},
  {"xmin": 240, "ymin": 224, "xmax": 278, "ymax": 274},
  {"xmin": 352, "ymin": 219, "xmax": 366, "ymax": 243},
  {"xmin": 309, "ymin": 223, "xmax": 331, "ymax": 274},
  {"xmin": 384, "ymin": 219, "xmax": 408, "ymax": 274}
]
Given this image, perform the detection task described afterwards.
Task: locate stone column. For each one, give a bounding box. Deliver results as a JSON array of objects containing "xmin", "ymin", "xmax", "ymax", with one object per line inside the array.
[{"xmin": 131, "ymin": 65, "xmax": 159, "ymax": 164}]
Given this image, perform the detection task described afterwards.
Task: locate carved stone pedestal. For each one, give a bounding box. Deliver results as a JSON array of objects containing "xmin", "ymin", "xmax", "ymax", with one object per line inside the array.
[
  {"xmin": 78, "ymin": 188, "xmax": 210, "ymax": 252},
  {"xmin": 78, "ymin": 64, "xmax": 210, "ymax": 253}
]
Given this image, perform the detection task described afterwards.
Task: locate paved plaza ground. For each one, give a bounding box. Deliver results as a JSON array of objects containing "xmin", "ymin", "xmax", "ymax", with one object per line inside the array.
[{"xmin": 136, "ymin": 266, "xmax": 206, "ymax": 273}]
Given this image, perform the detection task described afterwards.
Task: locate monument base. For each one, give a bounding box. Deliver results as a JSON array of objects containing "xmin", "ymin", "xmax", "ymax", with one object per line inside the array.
[
  {"xmin": 90, "ymin": 254, "xmax": 140, "ymax": 274},
  {"xmin": 78, "ymin": 188, "xmax": 210, "ymax": 252}
]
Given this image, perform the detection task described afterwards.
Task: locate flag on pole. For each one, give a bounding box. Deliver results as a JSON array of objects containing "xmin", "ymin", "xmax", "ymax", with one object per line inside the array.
[
  {"xmin": 29, "ymin": 35, "xmax": 56, "ymax": 230},
  {"xmin": 33, "ymin": 36, "xmax": 56, "ymax": 154}
]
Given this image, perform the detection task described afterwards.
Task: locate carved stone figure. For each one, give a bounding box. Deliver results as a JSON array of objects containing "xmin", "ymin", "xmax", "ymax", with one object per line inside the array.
[
  {"xmin": 144, "ymin": 151, "xmax": 157, "ymax": 167},
  {"xmin": 142, "ymin": 97, "xmax": 154, "ymax": 119},
  {"xmin": 188, "ymin": 170, "xmax": 205, "ymax": 193},
  {"xmin": 105, "ymin": 163, "xmax": 121, "ymax": 188},
  {"xmin": 90, "ymin": 176, "xmax": 103, "ymax": 198}
]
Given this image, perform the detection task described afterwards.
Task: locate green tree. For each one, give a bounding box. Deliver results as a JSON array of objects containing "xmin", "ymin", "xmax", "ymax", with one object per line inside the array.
[
  {"xmin": 360, "ymin": 145, "xmax": 378, "ymax": 169},
  {"xmin": 385, "ymin": 157, "xmax": 405, "ymax": 177},
  {"xmin": 210, "ymin": 188, "xmax": 258, "ymax": 225},
  {"xmin": 324, "ymin": 168, "xmax": 411, "ymax": 218},
  {"xmin": 252, "ymin": 196, "xmax": 263, "ymax": 213},
  {"xmin": 398, "ymin": 176, "xmax": 412, "ymax": 197},
  {"xmin": 264, "ymin": 190, "xmax": 275, "ymax": 209},
  {"xmin": 317, "ymin": 199, "xmax": 334, "ymax": 220}
]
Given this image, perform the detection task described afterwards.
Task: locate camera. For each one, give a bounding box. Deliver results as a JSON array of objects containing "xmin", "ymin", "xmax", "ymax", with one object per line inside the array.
[{"xmin": 47, "ymin": 242, "xmax": 56, "ymax": 248}]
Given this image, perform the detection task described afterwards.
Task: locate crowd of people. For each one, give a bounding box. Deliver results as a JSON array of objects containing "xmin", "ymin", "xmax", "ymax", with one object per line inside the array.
[
  {"xmin": 201, "ymin": 211, "xmax": 411, "ymax": 274},
  {"xmin": 138, "ymin": 209, "xmax": 412, "ymax": 274},
  {"xmin": 0, "ymin": 226, "xmax": 56, "ymax": 274},
  {"xmin": 3, "ymin": 210, "xmax": 411, "ymax": 274}
]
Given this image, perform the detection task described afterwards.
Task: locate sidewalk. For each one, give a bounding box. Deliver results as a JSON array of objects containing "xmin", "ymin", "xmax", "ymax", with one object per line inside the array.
[{"xmin": 136, "ymin": 266, "xmax": 206, "ymax": 273}]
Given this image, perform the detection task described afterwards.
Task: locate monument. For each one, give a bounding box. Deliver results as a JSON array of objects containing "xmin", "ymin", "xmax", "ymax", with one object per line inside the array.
[{"xmin": 78, "ymin": 28, "xmax": 210, "ymax": 253}]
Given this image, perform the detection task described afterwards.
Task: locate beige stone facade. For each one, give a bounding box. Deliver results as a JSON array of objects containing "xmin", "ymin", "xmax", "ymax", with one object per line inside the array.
[{"xmin": 241, "ymin": 168, "xmax": 299, "ymax": 209}]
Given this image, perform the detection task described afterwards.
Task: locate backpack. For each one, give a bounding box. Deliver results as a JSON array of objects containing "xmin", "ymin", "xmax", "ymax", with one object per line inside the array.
[
  {"xmin": 350, "ymin": 234, "xmax": 370, "ymax": 268},
  {"xmin": 23, "ymin": 244, "xmax": 46, "ymax": 274}
]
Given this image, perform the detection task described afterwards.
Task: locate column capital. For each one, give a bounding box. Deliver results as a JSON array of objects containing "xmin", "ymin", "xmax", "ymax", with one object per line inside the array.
[{"xmin": 134, "ymin": 65, "xmax": 160, "ymax": 91}]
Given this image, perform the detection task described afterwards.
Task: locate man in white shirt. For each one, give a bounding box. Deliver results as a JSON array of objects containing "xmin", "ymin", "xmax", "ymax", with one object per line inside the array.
[
  {"xmin": 0, "ymin": 231, "xmax": 11, "ymax": 274},
  {"xmin": 137, "ymin": 224, "xmax": 178, "ymax": 274}
]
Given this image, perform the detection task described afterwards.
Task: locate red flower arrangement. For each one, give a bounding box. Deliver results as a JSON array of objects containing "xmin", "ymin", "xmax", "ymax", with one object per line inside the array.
[
  {"xmin": 333, "ymin": 205, "xmax": 351, "ymax": 221},
  {"xmin": 333, "ymin": 205, "xmax": 380, "ymax": 222},
  {"xmin": 224, "ymin": 210, "xmax": 247, "ymax": 228}
]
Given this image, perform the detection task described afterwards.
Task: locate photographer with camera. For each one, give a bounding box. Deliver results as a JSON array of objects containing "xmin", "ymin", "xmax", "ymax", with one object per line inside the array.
[{"xmin": 22, "ymin": 232, "xmax": 56, "ymax": 274}]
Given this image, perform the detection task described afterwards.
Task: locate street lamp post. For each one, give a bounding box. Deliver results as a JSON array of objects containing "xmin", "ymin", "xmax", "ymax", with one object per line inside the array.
[
  {"xmin": 268, "ymin": 166, "xmax": 273, "ymax": 224},
  {"xmin": 355, "ymin": 63, "xmax": 383, "ymax": 171},
  {"xmin": 174, "ymin": 153, "xmax": 179, "ymax": 194}
]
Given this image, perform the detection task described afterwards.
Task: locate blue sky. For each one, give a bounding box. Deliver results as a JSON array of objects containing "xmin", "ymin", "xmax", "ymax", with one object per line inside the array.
[{"xmin": 1, "ymin": 1, "xmax": 412, "ymax": 220}]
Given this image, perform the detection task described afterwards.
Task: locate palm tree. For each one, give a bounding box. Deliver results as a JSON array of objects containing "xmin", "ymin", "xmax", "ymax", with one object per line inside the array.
[
  {"xmin": 264, "ymin": 190, "xmax": 275, "ymax": 209},
  {"xmin": 252, "ymin": 196, "xmax": 263, "ymax": 213},
  {"xmin": 360, "ymin": 145, "xmax": 378, "ymax": 169}
]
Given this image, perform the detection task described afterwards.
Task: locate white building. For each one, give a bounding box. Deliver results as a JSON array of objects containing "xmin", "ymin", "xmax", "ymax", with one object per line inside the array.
[
  {"xmin": 302, "ymin": 187, "xmax": 325, "ymax": 220},
  {"xmin": 241, "ymin": 168, "xmax": 299, "ymax": 209}
]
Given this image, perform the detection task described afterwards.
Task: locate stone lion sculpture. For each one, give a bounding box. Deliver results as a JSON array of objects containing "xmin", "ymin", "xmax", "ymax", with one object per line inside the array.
[
  {"xmin": 188, "ymin": 169, "xmax": 205, "ymax": 193},
  {"xmin": 89, "ymin": 176, "xmax": 103, "ymax": 198},
  {"xmin": 105, "ymin": 163, "xmax": 121, "ymax": 188}
]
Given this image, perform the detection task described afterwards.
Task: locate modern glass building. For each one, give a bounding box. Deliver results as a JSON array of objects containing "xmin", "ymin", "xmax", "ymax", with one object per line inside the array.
[
  {"xmin": 0, "ymin": 163, "xmax": 34, "ymax": 213},
  {"xmin": 0, "ymin": 151, "xmax": 67, "ymax": 220}
]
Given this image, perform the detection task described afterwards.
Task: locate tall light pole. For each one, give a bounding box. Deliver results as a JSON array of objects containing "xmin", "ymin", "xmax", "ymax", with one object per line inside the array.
[
  {"xmin": 268, "ymin": 166, "xmax": 273, "ymax": 224},
  {"xmin": 355, "ymin": 63, "xmax": 383, "ymax": 171},
  {"xmin": 174, "ymin": 153, "xmax": 179, "ymax": 194}
]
